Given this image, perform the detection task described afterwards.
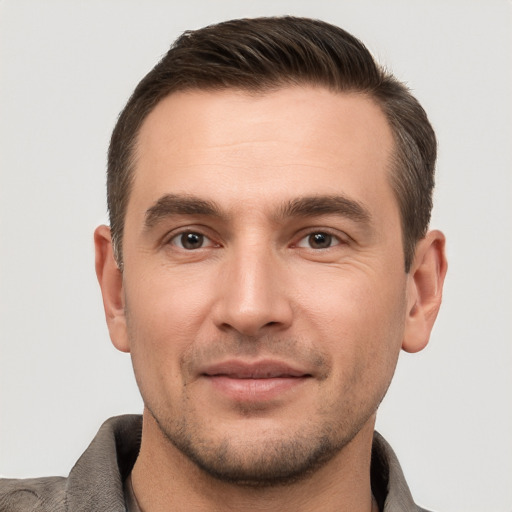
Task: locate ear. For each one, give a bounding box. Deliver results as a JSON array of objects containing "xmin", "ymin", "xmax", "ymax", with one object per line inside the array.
[
  {"xmin": 402, "ymin": 230, "xmax": 448, "ymax": 353},
  {"xmin": 94, "ymin": 225, "xmax": 130, "ymax": 353}
]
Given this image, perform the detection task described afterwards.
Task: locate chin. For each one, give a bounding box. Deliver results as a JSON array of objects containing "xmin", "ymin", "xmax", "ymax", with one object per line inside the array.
[{"xmin": 150, "ymin": 406, "xmax": 365, "ymax": 487}]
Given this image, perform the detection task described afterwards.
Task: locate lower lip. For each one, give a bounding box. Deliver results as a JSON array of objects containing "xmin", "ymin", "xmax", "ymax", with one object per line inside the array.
[{"xmin": 205, "ymin": 375, "xmax": 309, "ymax": 402}]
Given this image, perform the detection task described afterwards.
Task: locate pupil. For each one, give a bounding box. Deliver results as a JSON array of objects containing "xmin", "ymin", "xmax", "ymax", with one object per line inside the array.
[
  {"xmin": 310, "ymin": 233, "xmax": 331, "ymax": 248},
  {"xmin": 182, "ymin": 232, "xmax": 203, "ymax": 249}
]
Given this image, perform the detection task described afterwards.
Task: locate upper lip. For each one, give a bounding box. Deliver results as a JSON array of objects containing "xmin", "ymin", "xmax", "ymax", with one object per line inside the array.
[{"xmin": 200, "ymin": 360, "xmax": 311, "ymax": 379}]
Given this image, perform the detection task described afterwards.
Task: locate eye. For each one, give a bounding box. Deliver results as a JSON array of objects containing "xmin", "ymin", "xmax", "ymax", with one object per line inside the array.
[
  {"xmin": 296, "ymin": 232, "xmax": 341, "ymax": 249},
  {"xmin": 169, "ymin": 231, "xmax": 215, "ymax": 250}
]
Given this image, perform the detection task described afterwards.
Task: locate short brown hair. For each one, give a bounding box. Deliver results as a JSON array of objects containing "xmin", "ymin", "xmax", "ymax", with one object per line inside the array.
[{"xmin": 108, "ymin": 16, "xmax": 436, "ymax": 272}]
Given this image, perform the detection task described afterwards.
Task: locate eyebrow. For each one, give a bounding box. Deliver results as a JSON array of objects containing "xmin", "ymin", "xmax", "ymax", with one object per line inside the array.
[
  {"xmin": 144, "ymin": 194, "xmax": 224, "ymax": 229},
  {"xmin": 276, "ymin": 195, "xmax": 372, "ymax": 224},
  {"xmin": 143, "ymin": 193, "xmax": 372, "ymax": 230}
]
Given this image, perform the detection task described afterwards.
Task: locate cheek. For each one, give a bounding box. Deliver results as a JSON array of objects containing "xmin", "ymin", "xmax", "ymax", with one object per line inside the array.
[
  {"xmin": 126, "ymin": 262, "xmax": 216, "ymax": 332},
  {"xmin": 295, "ymin": 266, "xmax": 406, "ymax": 375},
  {"xmin": 123, "ymin": 265, "xmax": 217, "ymax": 387}
]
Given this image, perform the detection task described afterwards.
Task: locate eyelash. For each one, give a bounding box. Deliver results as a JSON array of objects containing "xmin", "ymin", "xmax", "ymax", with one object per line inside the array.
[
  {"xmin": 165, "ymin": 228, "xmax": 347, "ymax": 252},
  {"xmin": 295, "ymin": 231, "xmax": 344, "ymax": 250},
  {"xmin": 167, "ymin": 230, "xmax": 217, "ymax": 250}
]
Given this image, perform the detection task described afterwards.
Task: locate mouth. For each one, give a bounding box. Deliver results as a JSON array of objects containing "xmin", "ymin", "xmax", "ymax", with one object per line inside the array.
[{"xmin": 200, "ymin": 360, "xmax": 312, "ymax": 402}]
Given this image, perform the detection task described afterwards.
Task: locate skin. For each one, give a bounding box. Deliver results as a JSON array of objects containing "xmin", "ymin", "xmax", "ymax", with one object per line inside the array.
[{"xmin": 95, "ymin": 86, "xmax": 447, "ymax": 512}]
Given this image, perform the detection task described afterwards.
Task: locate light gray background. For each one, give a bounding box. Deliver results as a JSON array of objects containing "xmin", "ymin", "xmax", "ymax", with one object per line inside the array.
[{"xmin": 1, "ymin": 1, "xmax": 511, "ymax": 511}]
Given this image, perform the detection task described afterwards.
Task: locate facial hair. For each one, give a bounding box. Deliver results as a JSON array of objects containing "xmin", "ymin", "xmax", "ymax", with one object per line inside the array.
[{"xmin": 136, "ymin": 334, "xmax": 386, "ymax": 488}]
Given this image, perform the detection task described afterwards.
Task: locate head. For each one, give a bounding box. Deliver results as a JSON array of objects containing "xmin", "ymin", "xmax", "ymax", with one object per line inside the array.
[
  {"xmin": 96, "ymin": 16, "xmax": 446, "ymax": 488},
  {"xmin": 107, "ymin": 16, "xmax": 436, "ymax": 273}
]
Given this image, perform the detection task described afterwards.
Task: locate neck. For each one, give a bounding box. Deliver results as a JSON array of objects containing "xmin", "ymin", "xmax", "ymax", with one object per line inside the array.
[{"xmin": 131, "ymin": 412, "xmax": 378, "ymax": 512}]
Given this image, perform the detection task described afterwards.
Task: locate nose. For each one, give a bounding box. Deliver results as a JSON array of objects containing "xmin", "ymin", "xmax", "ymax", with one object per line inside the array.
[{"xmin": 212, "ymin": 245, "xmax": 293, "ymax": 337}]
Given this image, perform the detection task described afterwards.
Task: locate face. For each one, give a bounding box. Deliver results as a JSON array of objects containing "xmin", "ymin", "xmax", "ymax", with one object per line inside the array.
[{"xmin": 109, "ymin": 87, "xmax": 412, "ymax": 484}]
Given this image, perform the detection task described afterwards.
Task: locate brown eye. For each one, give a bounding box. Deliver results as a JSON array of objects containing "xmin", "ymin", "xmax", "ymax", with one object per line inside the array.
[
  {"xmin": 170, "ymin": 232, "xmax": 212, "ymax": 250},
  {"xmin": 308, "ymin": 233, "xmax": 332, "ymax": 249},
  {"xmin": 296, "ymin": 232, "xmax": 341, "ymax": 249},
  {"xmin": 181, "ymin": 233, "xmax": 204, "ymax": 249}
]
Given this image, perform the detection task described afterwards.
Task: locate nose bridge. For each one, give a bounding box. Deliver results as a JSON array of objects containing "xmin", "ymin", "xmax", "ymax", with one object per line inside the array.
[{"xmin": 214, "ymin": 239, "xmax": 292, "ymax": 335}]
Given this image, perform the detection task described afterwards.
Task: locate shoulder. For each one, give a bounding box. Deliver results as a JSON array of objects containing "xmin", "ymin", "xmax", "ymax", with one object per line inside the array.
[
  {"xmin": 0, "ymin": 476, "xmax": 66, "ymax": 512},
  {"xmin": 0, "ymin": 415, "xmax": 142, "ymax": 512}
]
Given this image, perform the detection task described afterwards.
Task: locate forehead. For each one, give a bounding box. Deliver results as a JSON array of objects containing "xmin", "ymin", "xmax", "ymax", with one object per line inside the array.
[{"xmin": 130, "ymin": 86, "xmax": 396, "ymax": 220}]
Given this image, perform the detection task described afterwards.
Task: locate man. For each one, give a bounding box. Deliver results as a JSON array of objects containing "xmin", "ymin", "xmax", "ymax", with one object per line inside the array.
[{"xmin": 0, "ymin": 16, "xmax": 446, "ymax": 512}]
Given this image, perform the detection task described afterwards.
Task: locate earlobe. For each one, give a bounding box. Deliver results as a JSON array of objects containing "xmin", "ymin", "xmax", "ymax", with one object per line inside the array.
[
  {"xmin": 94, "ymin": 225, "xmax": 130, "ymax": 353},
  {"xmin": 402, "ymin": 230, "xmax": 448, "ymax": 353}
]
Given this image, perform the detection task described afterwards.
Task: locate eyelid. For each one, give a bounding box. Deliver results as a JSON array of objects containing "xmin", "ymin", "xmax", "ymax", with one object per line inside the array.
[
  {"xmin": 292, "ymin": 228, "xmax": 349, "ymax": 249},
  {"xmin": 163, "ymin": 226, "xmax": 220, "ymax": 249},
  {"xmin": 170, "ymin": 233, "xmax": 215, "ymax": 249}
]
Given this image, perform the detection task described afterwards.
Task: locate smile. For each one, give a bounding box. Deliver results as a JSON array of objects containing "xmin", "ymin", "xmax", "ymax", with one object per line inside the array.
[{"xmin": 201, "ymin": 360, "xmax": 312, "ymax": 401}]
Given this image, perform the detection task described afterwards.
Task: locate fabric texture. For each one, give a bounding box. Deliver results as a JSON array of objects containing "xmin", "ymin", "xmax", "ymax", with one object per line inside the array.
[{"xmin": 0, "ymin": 415, "xmax": 431, "ymax": 511}]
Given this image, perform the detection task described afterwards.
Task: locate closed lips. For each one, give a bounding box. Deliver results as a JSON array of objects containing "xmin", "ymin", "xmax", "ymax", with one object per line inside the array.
[{"xmin": 201, "ymin": 361, "xmax": 311, "ymax": 379}]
